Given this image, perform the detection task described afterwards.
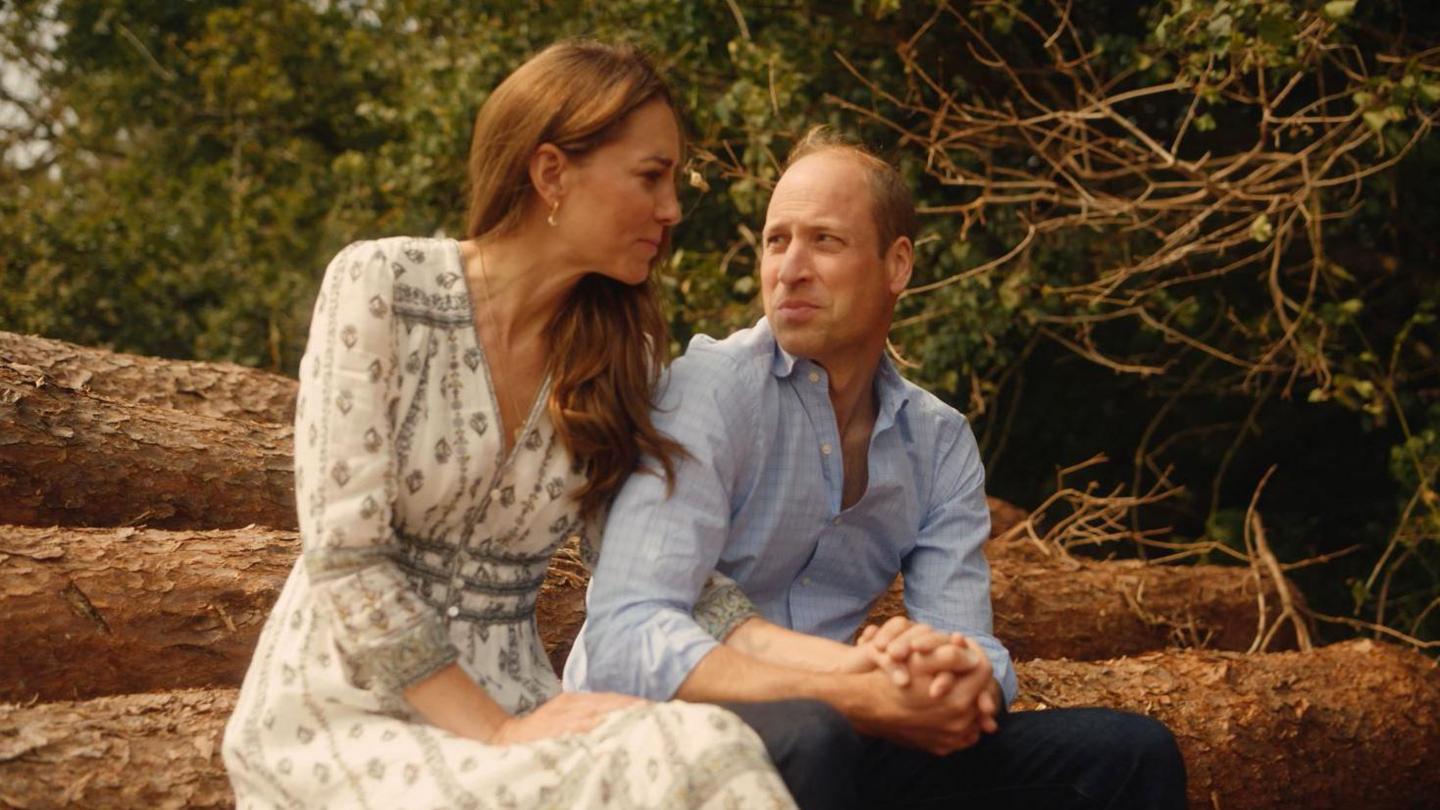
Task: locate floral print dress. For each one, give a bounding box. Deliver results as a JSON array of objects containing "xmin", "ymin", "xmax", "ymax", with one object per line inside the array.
[{"xmin": 221, "ymin": 237, "xmax": 793, "ymax": 809}]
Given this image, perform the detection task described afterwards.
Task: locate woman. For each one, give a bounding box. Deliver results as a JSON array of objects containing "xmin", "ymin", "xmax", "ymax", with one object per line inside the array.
[{"xmin": 222, "ymin": 40, "xmax": 796, "ymax": 808}]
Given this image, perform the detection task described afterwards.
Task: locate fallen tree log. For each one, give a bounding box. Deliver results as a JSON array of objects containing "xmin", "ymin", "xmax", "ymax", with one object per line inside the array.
[
  {"xmin": 0, "ymin": 355, "xmax": 1026, "ymax": 534},
  {"xmin": 0, "ymin": 525, "xmax": 296, "ymax": 703},
  {"xmin": 1013, "ymin": 639, "xmax": 1440, "ymax": 810},
  {"xmin": 2, "ymin": 641, "xmax": 1433, "ymax": 810},
  {"xmin": 866, "ymin": 550, "xmax": 1301, "ymax": 662},
  {"xmin": 0, "ymin": 688, "xmax": 235, "ymax": 810},
  {"xmin": 3, "ymin": 526, "xmax": 1292, "ymax": 701},
  {"xmin": 0, "ymin": 364, "xmax": 295, "ymax": 529},
  {"xmin": 0, "ymin": 331, "xmax": 296, "ymax": 424}
]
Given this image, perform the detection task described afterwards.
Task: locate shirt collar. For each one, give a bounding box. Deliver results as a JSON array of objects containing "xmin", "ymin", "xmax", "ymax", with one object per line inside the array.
[{"xmin": 760, "ymin": 317, "xmax": 912, "ymax": 427}]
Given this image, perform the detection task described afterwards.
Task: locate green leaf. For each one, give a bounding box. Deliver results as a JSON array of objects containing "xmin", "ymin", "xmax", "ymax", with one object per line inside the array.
[
  {"xmin": 1250, "ymin": 213, "xmax": 1273, "ymax": 242},
  {"xmin": 1195, "ymin": 112, "xmax": 1216, "ymax": 132},
  {"xmin": 1323, "ymin": 1, "xmax": 1356, "ymax": 21}
]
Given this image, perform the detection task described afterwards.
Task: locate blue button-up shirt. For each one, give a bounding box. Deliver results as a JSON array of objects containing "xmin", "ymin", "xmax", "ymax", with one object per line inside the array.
[{"xmin": 564, "ymin": 318, "xmax": 1016, "ymax": 704}]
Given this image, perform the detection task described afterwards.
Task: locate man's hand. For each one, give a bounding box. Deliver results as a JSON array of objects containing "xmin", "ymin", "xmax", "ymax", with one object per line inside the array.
[
  {"xmin": 858, "ymin": 618, "xmax": 984, "ymax": 694},
  {"xmin": 845, "ymin": 642, "xmax": 997, "ymax": 755}
]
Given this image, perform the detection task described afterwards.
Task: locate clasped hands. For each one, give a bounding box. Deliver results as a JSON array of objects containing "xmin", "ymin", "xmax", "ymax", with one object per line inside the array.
[{"xmin": 843, "ymin": 616, "xmax": 1000, "ymax": 755}]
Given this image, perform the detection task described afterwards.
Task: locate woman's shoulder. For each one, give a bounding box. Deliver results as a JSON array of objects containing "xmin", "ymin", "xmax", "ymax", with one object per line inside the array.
[{"xmin": 330, "ymin": 236, "xmax": 457, "ymax": 272}]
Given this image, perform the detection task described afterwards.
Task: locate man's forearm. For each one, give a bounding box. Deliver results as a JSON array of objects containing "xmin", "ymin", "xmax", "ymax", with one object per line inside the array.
[
  {"xmin": 724, "ymin": 617, "xmax": 864, "ymax": 673},
  {"xmin": 675, "ymin": 642, "xmax": 869, "ymax": 715}
]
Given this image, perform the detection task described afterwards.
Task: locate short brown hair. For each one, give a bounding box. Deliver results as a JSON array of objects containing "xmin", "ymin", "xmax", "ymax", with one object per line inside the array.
[{"xmin": 784, "ymin": 126, "xmax": 917, "ymax": 257}]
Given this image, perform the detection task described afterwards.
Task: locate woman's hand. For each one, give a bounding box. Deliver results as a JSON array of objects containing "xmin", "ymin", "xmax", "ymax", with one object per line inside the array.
[{"xmin": 488, "ymin": 692, "xmax": 647, "ymax": 745}]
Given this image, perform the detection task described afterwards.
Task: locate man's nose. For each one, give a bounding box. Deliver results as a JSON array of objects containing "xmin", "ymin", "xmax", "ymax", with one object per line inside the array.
[{"xmin": 776, "ymin": 244, "xmax": 810, "ymax": 286}]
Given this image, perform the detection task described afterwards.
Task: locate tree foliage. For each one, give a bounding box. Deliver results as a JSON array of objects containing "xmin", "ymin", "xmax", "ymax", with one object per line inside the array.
[{"xmin": 2, "ymin": 0, "xmax": 1436, "ymax": 645}]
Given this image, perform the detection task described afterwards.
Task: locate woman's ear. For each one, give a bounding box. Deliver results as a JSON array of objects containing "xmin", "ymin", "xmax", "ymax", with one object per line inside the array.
[
  {"xmin": 529, "ymin": 143, "xmax": 569, "ymax": 210},
  {"xmin": 885, "ymin": 236, "xmax": 914, "ymax": 296}
]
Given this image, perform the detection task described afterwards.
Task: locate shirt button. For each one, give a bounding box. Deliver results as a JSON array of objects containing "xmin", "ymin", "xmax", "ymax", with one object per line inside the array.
[
  {"xmin": 820, "ymin": 443, "xmax": 832, "ymax": 456},
  {"xmin": 808, "ymin": 371, "xmax": 820, "ymax": 383},
  {"xmin": 802, "ymin": 577, "xmax": 812, "ymax": 586},
  {"xmin": 446, "ymin": 605, "xmax": 460, "ymax": 618},
  {"xmin": 489, "ymin": 488, "xmax": 502, "ymax": 500},
  {"xmin": 832, "ymin": 516, "xmax": 843, "ymax": 526}
]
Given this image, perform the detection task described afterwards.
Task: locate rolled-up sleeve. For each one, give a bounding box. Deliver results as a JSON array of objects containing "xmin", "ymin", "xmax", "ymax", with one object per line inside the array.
[
  {"xmin": 577, "ymin": 350, "xmax": 756, "ymax": 699},
  {"xmin": 296, "ymin": 241, "xmax": 457, "ymax": 693},
  {"xmin": 902, "ymin": 419, "xmax": 1018, "ymax": 705}
]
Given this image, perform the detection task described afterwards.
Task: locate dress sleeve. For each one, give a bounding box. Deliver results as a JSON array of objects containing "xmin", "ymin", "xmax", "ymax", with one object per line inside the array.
[{"xmin": 295, "ymin": 241, "xmax": 458, "ymax": 693}]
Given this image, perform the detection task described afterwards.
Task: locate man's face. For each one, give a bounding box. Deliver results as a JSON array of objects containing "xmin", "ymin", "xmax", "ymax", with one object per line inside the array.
[{"xmin": 760, "ymin": 152, "xmax": 905, "ymax": 370}]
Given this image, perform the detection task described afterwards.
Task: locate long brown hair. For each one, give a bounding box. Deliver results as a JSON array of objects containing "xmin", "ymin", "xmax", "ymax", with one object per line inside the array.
[{"xmin": 464, "ymin": 39, "xmax": 686, "ymax": 519}]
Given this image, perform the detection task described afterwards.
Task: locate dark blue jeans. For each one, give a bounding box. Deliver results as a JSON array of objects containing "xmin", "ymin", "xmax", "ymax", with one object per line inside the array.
[{"xmin": 722, "ymin": 700, "xmax": 1186, "ymax": 810}]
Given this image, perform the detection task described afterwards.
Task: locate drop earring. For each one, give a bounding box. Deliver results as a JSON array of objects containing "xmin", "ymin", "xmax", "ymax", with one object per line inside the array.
[{"xmin": 547, "ymin": 200, "xmax": 560, "ymax": 228}]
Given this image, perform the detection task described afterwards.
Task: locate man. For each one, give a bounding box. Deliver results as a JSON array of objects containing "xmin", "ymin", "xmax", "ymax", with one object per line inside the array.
[{"xmin": 565, "ymin": 128, "xmax": 1186, "ymax": 809}]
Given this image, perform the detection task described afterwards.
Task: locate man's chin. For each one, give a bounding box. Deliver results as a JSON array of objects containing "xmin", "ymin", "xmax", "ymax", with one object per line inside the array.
[{"xmin": 771, "ymin": 324, "xmax": 826, "ymax": 361}]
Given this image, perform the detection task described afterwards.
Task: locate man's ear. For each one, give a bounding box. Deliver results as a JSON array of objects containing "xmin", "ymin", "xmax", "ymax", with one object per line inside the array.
[
  {"xmin": 528, "ymin": 143, "xmax": 569, "ymax": 211},
  {"xmin": 885, "ymin": 236, "xmax": 914, "ymax": 296}
]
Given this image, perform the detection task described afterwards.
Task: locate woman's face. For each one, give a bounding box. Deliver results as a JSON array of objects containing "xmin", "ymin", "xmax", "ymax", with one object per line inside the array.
[{"xmin": 556, "ymin": 100, "xmax": 682, "ymax": 285}]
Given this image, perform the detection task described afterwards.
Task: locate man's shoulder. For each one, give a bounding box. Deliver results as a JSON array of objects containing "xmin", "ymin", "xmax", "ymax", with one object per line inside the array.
[
  {"xmin": 671, "ymin": 321, "xmax": 776, "ymax": 388},
  {"xmin": 894, "ymin": 372, "xmax": 973, "ymax": 439}
]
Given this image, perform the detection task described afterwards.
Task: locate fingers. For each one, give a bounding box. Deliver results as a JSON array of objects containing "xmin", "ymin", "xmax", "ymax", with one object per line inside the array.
[
  {"xmin": 883, "ymin": 623, "xmax": 940, "ymax": 662},
  {"xmin": 927, "ymin": 669, "xmax": 956, "ymax": 700},
  {"xmin": 858, "ymin": 624, "xmax": 879, "ymax": 645},
  {"xmin": 868, "ymin": 616, "xmax": 913, "ymax": 653},
  {"xmin": 977, "ymin": 688, "xmax": 1000, "ymax": 735},
  {"xmin": 861, "ymin": 642, "xmax": 911, "ymax": 687}
]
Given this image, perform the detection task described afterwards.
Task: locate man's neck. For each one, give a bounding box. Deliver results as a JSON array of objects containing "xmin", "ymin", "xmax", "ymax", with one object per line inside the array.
[{"xmin": 815, "ymin": 348, "xmax": 884, "ymax": 439}]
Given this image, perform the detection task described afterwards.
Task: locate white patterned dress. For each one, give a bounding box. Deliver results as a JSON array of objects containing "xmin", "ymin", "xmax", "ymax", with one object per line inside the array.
[{"xmin": 222, "ymin": 238, "xmax": 794, "ymax": 809}]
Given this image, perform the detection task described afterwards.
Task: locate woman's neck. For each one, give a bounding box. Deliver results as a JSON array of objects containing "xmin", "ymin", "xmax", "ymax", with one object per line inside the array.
[{"xmin": 458, "ymin": 227, "xmax": 584, "ymax": 347}]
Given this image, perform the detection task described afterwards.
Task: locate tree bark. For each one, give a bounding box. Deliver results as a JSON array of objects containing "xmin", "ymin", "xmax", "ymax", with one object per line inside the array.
[
  {"xmin": 1013, "ymin": 639, "xmax": 1440, "ymax": 810},
  {"xmin": 0, "ymin": 364, "xmax": 296, "ymax": 529},
  {"xmin": 0, "ymin": 688, "xmax": 235, "ymax": 810},
  {"xmin": 0, "ymin": 331, "xmax": 296, "ymax": 424},
  {"xmin": 866, "ymin": 544, "xmax": 1302, "ymax": 661},
  {"xmin": 0, "ymin": 352, "xmax": 1029, "ymax": 535},
  {"xmin": 3, "ymin": 641, "xmax": 1432, "ymax": 810},
  {"xmin": 0, "ymin": 525, "xmax": 297, "ymax": 703},
  {"xmin": 3, "ymin": 525, "xmax": 1294, "ymax": 701}
]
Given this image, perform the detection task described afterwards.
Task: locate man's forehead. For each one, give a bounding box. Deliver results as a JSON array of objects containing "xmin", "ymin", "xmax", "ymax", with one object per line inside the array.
[{"xmin": 765, "ymin": 152, "xmax": 872, "ymax": 225}]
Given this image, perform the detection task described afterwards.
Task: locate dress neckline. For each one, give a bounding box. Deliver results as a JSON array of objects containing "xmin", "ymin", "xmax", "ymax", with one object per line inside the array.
[{"xmin": 446, "ymin": 238, "xmax": 553, "ymax": 465}]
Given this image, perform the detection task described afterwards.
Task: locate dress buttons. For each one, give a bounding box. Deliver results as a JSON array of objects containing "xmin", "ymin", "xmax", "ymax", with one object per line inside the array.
[
  {"xmin": 489, "ymin": 488, "xmax": 502, "ymax": 500},
  {"xmin": 820, "ymin": 443, "xmax": 833, "ymax": 456},
  {"xmin": 808, "ymin": 371, "xmax": 821, "ymax": 383},
  {"xmin": 446, "ymin": 605, "xmax": 460, "ymax": 618}
]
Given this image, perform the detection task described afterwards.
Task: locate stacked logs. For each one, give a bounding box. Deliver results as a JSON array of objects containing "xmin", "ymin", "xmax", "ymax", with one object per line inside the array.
[{"xmin": 2, "ymin": 332, "xmax": 1437, "ymax": 809}]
